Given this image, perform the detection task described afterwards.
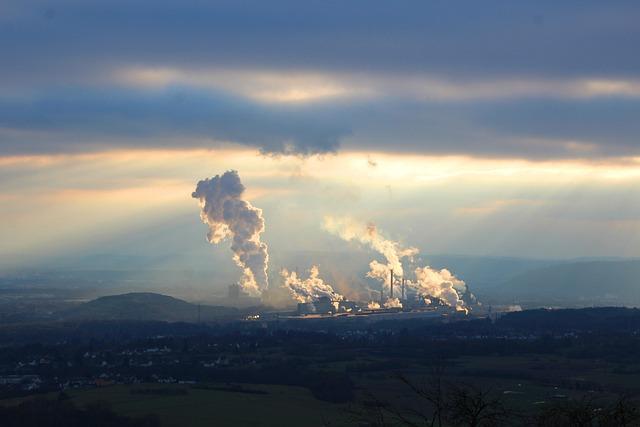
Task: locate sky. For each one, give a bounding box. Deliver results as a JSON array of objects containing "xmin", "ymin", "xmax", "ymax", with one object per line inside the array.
[{"xmin": 1, "ymin": 0, "xmax": 640, "ymax": 276}]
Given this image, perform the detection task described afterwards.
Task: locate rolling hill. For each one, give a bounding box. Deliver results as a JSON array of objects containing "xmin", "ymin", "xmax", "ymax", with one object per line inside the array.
[
  {"xmin": 497, "ymin": 260, "xmax": 640, "ymax": 306},
  {"xmin": 61, "ymin": 292, "xmax": 239, "ymax": 322}
]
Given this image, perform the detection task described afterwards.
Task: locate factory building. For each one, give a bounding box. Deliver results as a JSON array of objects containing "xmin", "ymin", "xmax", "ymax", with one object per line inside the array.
[
  {"xmin": 313, "ymin": 296, "xmax": 335, "ymax": 314},
  {"xmin": 338, "ymin": 300, "xmax": 360, "ymax": 313},
  {"xmin": 297, "ymin": 297, "xmax": 362, "ymax": 316},
  {"xmin": 297, "ymin": 302, "xmax": 316, "ymax": 315}
]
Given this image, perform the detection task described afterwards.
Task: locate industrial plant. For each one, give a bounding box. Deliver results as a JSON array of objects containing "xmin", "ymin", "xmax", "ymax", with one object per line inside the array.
[
  {"xmin": 194, "ymin": 171, "xmax": 478, "ymax": 322},
  {"xmin": 294, "ymin": 269, "xmax": 475, "ymax": 320}
]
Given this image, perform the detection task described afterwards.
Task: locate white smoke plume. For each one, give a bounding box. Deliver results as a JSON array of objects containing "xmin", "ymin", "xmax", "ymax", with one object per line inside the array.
[
  {"xmin": 282, "ymin": 265, "xmax": 344, "ymax": 303},
  {"xmin": 367, "ymin": 301, "xmax": 381, "ymax": 310},
  {"xmin": 324, "ymin": 216, "xmax": 469, "ymax": 311},
  {"xmin": 412, "ymin": 267, "xmax": 467, "ymax": 311},
  {"xmin": 384, "ymin": 297, "xmax": 403, "ymax": 309},
  {"xmin": 323, "ymin": 216, "xmax": 417, "ymax": 289},
  {"xmin": 192, "ymin": 170, "xmax": 268, "ymax": 296}
]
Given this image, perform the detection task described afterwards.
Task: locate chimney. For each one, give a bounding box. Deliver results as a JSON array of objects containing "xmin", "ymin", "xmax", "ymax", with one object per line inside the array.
[
  {"xmin": 401, "ymin": 278, "xmax": 405, "ymax": 301},
  {"xmin": 380, "ymin": 287, "xmax": 384, "ymax": 306},
  {"xmin": 390, "ymin": 269, "xmax": 394, "ymax": 299}
]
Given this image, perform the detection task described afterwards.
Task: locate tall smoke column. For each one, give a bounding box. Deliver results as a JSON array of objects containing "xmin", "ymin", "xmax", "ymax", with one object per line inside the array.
[
  {"xmin": 323, "ymin": 216, "xmax": 418, "ymax": 290},
  {"xmin": 192, "ymin": 170, "xmax": 269, "ymax": 296},
  {"xmin": 282, "ymin": 266, "xmax": 344, "ymax": 303}
]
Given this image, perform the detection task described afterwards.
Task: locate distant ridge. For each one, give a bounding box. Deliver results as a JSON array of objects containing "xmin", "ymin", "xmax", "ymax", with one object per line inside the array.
[
  {"xmin": 499, "ymin": 260, "xmax": 640, "ymax": 306},
  {"xmin": 61, "ymin": 292, "xmax": 239, "ymax": 322},
  {"xmin": 499, "ymin": 306, "xmax": 640, "ymax": 332}
]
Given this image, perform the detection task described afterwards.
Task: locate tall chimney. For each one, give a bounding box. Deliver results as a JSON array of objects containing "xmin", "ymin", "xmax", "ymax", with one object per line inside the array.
[
  {"xmin": 390, "ymin": 269, "xmax": 394, "ymax": 299},
  {"xmin": 401, "ymin": 278, "xmax": 405, "ymax": 301}
]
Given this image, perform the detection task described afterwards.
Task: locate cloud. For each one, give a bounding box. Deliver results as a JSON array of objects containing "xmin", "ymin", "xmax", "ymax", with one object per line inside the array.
[
  {"xmin": 1, "ymin": 1, "xmax": 639, "ymax": 160},
  {"xmin": 1, "ymin": 1, "xmax": 639, "ymax": 83},
  {"xmin": 454, "ymin": 199, "xmax": 547, "ymax": 216},
  {"xmin": 115, "ymin": 68, "xmax": 371, "ymax": 104},
  {"xmin": 0, "ymin": 87, "xmax": 349, "ymax": 155},
  {"xmin": 340, "ymin": 97, "xmax": 640, "ymax": 159},
  {"xmin": 474, "ymin": 98, "xmax": 640, "ymax": 151},
  {"xmin": 115, "ymin": 67, "xmax": 640, "ymax": 103},
  {"xmin": 3, "ymin": 147, "xmax": 640, "ymax": 264},
  {"xmin": 2, "ymin": 85, "xmax": 640, "ymax": 159}
]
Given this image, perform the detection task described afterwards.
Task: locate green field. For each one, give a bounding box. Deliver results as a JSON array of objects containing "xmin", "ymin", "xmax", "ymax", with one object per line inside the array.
[
  {"xmin": 5, "ymin": 353, "xmax": 640, "ymax": 425},
  {"xmin": 4, "ymin": 384, "xmax": 348, "ymax": 427}
]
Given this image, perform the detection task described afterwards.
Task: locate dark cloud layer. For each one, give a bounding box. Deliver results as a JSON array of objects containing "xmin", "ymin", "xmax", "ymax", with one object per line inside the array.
[
  {"xmin": 1, "ymin": 88, "xmax": 638, "ymax": 159},
  {"xmin": 2, "ymin": 0, "xmax": 639, "ymax": 82},
  {"xmin": 0, "ymin": 87, "xmax": 348, "ymax": 155},
  {"xmin": 0, "ymin": 0, "xmax": 639, "ymax": 158},
  {"xmin": 345, "ymin": 98, "xmax": 640, "ymax": 159},
  {"xmin": 476, "ymin": 98, "xmax": 640, "ymax": 149}
]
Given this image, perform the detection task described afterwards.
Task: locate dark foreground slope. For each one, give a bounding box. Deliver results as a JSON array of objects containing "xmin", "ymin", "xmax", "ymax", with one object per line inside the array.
[{"xmin": 3, "ymin": 307, "xmax": 640, "ymax": 426}]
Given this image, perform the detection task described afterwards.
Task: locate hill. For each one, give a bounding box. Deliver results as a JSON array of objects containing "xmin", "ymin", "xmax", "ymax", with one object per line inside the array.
[
  {"xmin": 498, "ymin": 260, "xmax": 640, "ymax": 306},
  {"xmin": 61, "ymin": 292, "xmax": 239, "ymax": 322},
  {"xmin": 424, "ymin": 254, "xmax": 557, "ymax": 290},
  {"xmin": 498, "ymin": 306, "xmax": 640, "ymax": 331}
]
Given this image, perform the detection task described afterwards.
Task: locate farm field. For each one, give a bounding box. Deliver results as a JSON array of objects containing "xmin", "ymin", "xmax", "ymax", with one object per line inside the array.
[{"xmin": 2, "ymin": 383, "xmax": 348, "ymax": 427}]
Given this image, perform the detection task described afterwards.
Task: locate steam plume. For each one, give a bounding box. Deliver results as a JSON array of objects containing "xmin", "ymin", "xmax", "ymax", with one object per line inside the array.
[
  {"xmin": 324, "ymin": 216, "xmax": 468, "ymax": 311},
  {"xmin": 323, "ymin": 216, "xmax": 417, "ymax": 287},
  {"xmin": 282, "ymin": 265, "xmax": 343, "ymax": 303},
  {"xmin": 412, "ymin": 267, "xmax": 467, "ymax": 311},
  {"xmin": 192, "ymin": 170, "xmax": 268, "ymax": 296},
  {"xmin": 383, "ymin": 297, "xmax": 402, "ymax": 309}
]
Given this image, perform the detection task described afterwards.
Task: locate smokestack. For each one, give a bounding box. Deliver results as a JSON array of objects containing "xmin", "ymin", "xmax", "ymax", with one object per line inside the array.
[
  {"xmin": 380, "ymin": 286, "xmax": 384, "ymax": 306},
  {"xmin": 401, "ymin": 277, "xmax": 405, "ymax": 301},
  {"xmin": 390, "ymin": 269, "xmax": 394, "ymax": 299}
]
